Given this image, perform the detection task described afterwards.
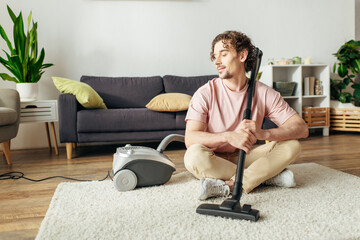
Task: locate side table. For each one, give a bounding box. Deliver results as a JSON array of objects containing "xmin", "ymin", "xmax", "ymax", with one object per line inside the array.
[{"xmin": 20, "ymin": 100, "xmax": 59, "ymax": 155}]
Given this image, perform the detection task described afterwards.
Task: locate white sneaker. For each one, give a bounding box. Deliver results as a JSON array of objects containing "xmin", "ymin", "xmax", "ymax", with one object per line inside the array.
[
  {"xmin": 198, "ymin": 178, "xmax": 230, "ymax": 200},
  {"xmin": 263, "ymin": 169, "xmax": 296, "ymax": 188}
]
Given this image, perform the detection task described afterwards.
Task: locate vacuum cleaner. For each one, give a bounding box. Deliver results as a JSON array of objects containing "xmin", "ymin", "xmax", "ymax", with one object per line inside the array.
[
  {"xmin": 112, "ymin": 134, "xmax": 184, "ymax": 191},
  {"xmin": 196, "ymin": 48, "xmax": 263, "ymax": 221}
]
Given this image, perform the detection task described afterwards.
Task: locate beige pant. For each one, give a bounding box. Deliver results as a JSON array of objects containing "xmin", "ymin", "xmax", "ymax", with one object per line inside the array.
[{"xmin": 184, "ymin": 140, "xmax": 301, "ymax": 193}]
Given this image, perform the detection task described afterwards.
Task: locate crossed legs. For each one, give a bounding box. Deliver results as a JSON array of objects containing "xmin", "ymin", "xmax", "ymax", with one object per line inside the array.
[{"xmin": 184, "ymin": 140, "xmax": 301, "ymax": 193}]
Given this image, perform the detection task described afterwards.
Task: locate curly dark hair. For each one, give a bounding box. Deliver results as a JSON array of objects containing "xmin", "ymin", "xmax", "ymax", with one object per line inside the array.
[{"xmin": 210, "ymin": 31, "xmax": 256, "ymax": 72}]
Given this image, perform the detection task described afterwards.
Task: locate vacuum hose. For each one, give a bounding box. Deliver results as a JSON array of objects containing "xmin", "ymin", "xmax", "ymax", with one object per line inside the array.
[{"xmin": 156, "ymin": 134, "xmax": 185, "ymax": 153}]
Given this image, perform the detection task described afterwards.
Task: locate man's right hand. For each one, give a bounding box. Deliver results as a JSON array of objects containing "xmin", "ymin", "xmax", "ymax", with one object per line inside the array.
[{"xmin": 225, "ymin": 128, "xmax": 257, "ymax": 153}]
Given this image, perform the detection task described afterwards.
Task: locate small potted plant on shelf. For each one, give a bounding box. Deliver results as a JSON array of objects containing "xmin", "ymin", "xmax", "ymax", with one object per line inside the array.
[
  {"xmin": 0, "ymin": 5, "xmax": 53, "ymax": 101},
  {"xmin": 330, "ymin": 39, "xmax": 360, "ymax": 106}
]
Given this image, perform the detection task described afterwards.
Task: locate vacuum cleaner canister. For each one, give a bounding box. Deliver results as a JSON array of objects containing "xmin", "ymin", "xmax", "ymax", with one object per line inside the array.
[{"xmin": 112, "ymin": 134, "xmax": 184, "ymax": 191}]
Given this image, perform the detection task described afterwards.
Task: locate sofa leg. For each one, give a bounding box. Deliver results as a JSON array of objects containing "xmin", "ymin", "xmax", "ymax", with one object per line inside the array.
[
  {"xmin": 66, "ymin": 143, "xmax": 73, "ymax": 160},
  {"xmin": 1, "ymin": 140, "xmax": 12, "ymax": 165}
]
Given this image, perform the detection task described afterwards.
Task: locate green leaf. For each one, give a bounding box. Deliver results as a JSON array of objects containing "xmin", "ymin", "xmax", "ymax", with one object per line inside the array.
[
  {"xmin": 29, "ymin": 48, "xmax": 45, "ymax": 82},
  {"xmin": 34, "ymin": 48, "xmax": 45, "ymax": 70},
  {"xmin": 351, "ymin": 83, "xmax": 360, "ymax": 89},
  {"xmin": 338, "ymin": 57, "xmax": 348, "ymax": 64},
  {"xmin": 343, "ymin": 77, "xmax": 351, "ymax": 85},
  {"xmin": 331, "ymin": 88, "xmax": 340, "ymax": 100},
  {"xmin": 7, "ymin": 5, "xmax": 17, "ymax": 23},
  {"xmin": 339, "ymin": 94, "xmax": 347, "ymax": 103},
  {"xmin": 0, "ymin": 55, "xmax": 10, "ymax": 68},
  {"xmin": 27, "ymin": 11, "xmax": 32, "ymax": 31},
  {"xmin": 352, "ymin": 59, "xmax": 360, "ymax": 73},
  {"xmin": 0, "ymin": 53, "xmax": 15, "ymax": 71},
  {"xmin": 41, "ymin": 63, "xmax": 53, "ymax": 69},
  {"xmin": 333, "ymin": 63, "xmax": 336, "ymax": 73},
  {"xmin": 354, "ymin": 89, "xmax": 360, "ymax": 100},
  {"xmin": 28, "ymin": 26, "xmax": 35, "ymax": 60},
  {"xmin": 22, "ymin": 33, "xmax": 30, "ymax": 82},
  {"xmin": 339, "ymin": 92, "xmax": 352, "ymax": 103},
  {"xmin": 349, "ymin": 40, "xmax": 360, "ymax": 47},
  {"xmin": 13, "ymin": 13, "xmax": 26, "ymax": 62},
  {"xmin": 29, "ymin": 22, "xmax": 38, "ymax": 60},
  {"xmin": 9, "ymin": 55, "xmax": 24, "ymax": 82},
  {"xmin": 349, "ymin": 53, "xmax": 357, "ymax": 59},
  {"xmin": 0, "ymin": 73, "xmax": 18, "ymax": 83},
  {"xmin": 338, "ymin": 45, "xmax": 347, "ymax": 55},
  {"xmin": 0, "ymin": 26, "xmax": 15, "ymax": 55},
  {"xmin": 338, "ymin": 64, "xmax": 348, "ymax": 78},
  {"xmin": 339, "ymin": 82, "xmax": 347, "ymax": 90},
  {"xmin": 28, "ymin": 31, "xmax": 34, "ymax": 60},
  {"xmin": 1, "ymin": 52, "xmax": 22, "ymax": 81}
]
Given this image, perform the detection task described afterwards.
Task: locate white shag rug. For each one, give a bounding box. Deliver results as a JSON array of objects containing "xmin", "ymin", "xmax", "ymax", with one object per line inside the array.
[{"xmin": 36, "ymin": 163, "xmax": 360, "ymax": 240}]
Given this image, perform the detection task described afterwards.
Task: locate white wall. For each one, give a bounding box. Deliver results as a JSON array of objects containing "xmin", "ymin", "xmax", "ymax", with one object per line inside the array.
[{"xmin": 0, "ymin": 0, "xmax": 356, "ymax": 150}]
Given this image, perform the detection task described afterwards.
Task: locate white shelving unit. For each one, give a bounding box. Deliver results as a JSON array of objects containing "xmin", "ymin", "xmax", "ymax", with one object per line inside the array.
[{"xmin": 260, "ymin": 64, "xmax": 330, "ymax": 136}]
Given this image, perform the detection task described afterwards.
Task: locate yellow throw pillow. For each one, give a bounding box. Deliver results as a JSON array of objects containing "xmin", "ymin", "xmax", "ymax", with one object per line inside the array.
[
  {"xmin": 146, "ymin": 93, "xmax": 192, "ymax": 112},
  {"xmin": 52, "ymin": 77, "xmax": 107, "ymax": 109}
]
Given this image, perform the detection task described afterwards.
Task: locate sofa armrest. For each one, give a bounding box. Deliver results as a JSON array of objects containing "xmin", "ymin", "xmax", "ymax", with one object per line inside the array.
[
  {"xmin": 0, "ymin": 89, "xmax": 20, "ymax": 117},
  {"xmin": 0, "ymin": 89, "xmax": 20, "ymax": 139},
  {"xmin": 58, "ymin": 93, "xmax": 81, "ymax": 143}
]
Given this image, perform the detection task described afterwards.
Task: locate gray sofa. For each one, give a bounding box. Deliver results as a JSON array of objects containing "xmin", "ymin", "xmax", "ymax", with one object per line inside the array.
[{"xmin": 58, "ymin": 75, "xmax": 217, "ymax": 159}]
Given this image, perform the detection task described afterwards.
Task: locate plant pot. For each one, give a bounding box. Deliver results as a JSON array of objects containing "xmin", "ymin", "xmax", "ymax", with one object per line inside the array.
[{"xmin": 16, "ymin": 83, "xmax": 39, "ymax": 101}]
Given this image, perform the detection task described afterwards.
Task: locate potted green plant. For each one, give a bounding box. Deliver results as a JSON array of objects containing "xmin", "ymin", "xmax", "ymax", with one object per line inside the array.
[
  {"xmin": 0, "ymin": 5, "xmax": 53, "ymax": 101},
  {"xmin": 331, "ymin": 40, "xmax": 360, "ymax": 106}
]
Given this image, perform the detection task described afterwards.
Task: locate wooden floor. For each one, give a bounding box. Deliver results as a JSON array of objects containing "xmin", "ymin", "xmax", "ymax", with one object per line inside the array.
[{"xmin": 1, "ymin": 132, "xmax": 360, "ymax": 240}]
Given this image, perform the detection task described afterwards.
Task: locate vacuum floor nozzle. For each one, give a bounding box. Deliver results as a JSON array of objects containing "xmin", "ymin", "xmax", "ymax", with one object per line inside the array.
[{"xmin": 196, "ymin": 202, "xmax": 260, "ymax": 222}]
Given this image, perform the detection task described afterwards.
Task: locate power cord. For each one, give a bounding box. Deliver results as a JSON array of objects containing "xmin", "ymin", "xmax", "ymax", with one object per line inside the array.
[{"xmin": 0, "ymin": 171, "xmax": 113, "ymax": 182}]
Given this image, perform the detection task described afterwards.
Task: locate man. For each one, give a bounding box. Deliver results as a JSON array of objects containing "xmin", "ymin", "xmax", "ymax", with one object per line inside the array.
[{"xmin": 184, "ymin": 31, "xmax": 309, "ymax": 200}]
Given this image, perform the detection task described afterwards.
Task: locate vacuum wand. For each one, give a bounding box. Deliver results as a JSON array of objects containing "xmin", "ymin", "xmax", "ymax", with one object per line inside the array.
[
  {"xmin": 196, "ymin": 48, "xmax": 263, "ymax": 221},
  {"xmin": 231, "ymin": 55, "xmax": 259, "ymax": 201}
]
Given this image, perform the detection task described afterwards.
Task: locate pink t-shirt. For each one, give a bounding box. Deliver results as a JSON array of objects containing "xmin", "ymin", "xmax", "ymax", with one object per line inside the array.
[{"xmin": 185, "ymin": 78, "xmax": 297, "ymax": 133}]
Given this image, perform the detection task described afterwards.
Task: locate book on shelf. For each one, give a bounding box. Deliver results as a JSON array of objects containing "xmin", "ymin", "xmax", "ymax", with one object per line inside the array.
[
  {"xmin": 309, "ymin": 77, "xmax": 315, "ymax": 95},
  {"xmin": 304, "ymin": 77, "xmax": 310, "ymax": 95},
  {"xmin": 303, "ymin": 76, "xmax": 316, "ymax": 96}
]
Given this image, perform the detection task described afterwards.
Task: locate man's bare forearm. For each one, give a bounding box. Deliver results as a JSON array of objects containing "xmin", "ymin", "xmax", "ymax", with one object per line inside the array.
[
  {"xmin": 185, "ymin": 130, "xmax": 227, "ymax": 149},
  {"xmin": 263, "ymin": 116, "xmax": 309, "ymax": 142}
]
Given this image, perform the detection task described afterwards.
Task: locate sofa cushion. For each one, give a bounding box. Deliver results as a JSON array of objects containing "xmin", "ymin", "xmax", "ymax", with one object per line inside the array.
[
  {"xmin": 77, "ymin": 108, "xmax": 176, "ymax": 133},
  {"xmin": 146, "ymin": 93, "xmax": 191, "ymax": 112},
  {"xmin": 163, "ymin": 75, "xmax": 217, "ymax": 96},
  {"xmin": 80, "ymin": 76, "xmax": 164, "ymax": 108},
  {"xmin": 52, "ymin": 77, "xmax": 107, "ymax": 109},
  {"xmin": 0, "ymin": 107, "xmax": 17, "ymax": 125}
]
